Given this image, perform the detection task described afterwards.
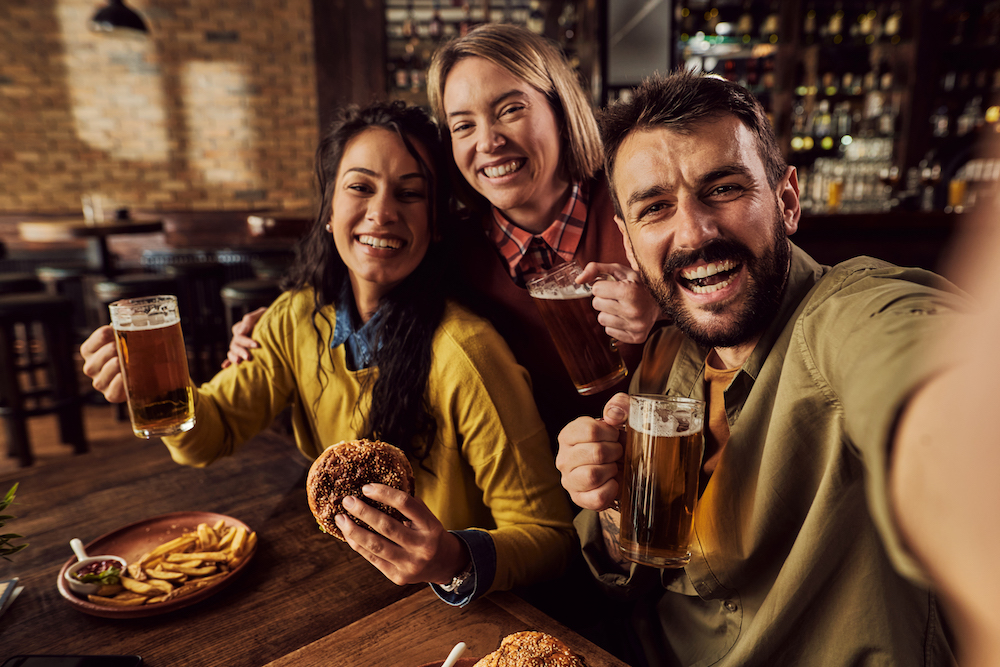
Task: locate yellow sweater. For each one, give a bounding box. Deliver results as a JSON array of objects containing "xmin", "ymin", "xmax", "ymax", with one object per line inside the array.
[{"xmin": 162, "ymin": 288, "xmax": 575, "ymax": 593}]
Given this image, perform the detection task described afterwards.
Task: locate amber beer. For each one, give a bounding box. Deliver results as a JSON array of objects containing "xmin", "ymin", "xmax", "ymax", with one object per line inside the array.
[
  {"xmin": 619, "ymin": 395, "xmax": 705, "ymax": 568},
  {"xmin": 109, "ymin": 295, "xmax": 195, "ymax": 439},
  {"xmin": 527, "ymin": 263, "xmax": 626, "ymax": 395}
]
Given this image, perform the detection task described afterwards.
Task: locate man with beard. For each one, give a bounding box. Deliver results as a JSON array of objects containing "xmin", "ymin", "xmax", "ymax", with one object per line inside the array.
[{"xmin": 556, "ymin": 71, "xmax": 968, "ymax": 666}]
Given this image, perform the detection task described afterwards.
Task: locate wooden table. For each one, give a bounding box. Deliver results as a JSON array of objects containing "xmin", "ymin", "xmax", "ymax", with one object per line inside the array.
[
  {"xmin": 0, "ymin": 429, "xmax": 631, "ymax": 667},
  {"xmin": 18, "ymin": 218, "xmax": 164, "ymax": 277},
  {"xmin": 0, "ymin": 430, "xmax": 419, "ymax": 666},
  {"xmin": 267, "ymin": 588, "xmax": 632, "ymax": 667}
]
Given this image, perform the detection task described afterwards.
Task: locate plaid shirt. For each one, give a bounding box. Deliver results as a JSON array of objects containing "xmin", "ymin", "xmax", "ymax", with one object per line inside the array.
[{"xmin": 487, "ymin": 180, "xmax": 589, "ymax": 287}]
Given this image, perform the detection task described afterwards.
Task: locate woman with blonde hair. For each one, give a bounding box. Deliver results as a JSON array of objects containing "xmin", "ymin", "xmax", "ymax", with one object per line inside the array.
[{"xmin": 423, "ymin": 22, "xmax": 662, "ymax": 437}]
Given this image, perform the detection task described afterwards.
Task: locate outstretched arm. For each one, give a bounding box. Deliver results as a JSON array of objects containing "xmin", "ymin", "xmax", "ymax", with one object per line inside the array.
[{"xmin": 891, "ymin": 187, "xmax": 1000, "ymax": 665}]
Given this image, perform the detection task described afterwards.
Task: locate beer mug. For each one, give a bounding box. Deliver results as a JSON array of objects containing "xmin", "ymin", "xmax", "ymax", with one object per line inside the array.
[
  {"xmin": 619, "ymin": 394, "xmax": 705, "ymax": 568},
  {"xmin": 108, "ymin": 295, "xmax": 196, "ymax": 439},
  {"xmin": 526, "ymin": 262, "xmax": 627, "ymax": 395}
]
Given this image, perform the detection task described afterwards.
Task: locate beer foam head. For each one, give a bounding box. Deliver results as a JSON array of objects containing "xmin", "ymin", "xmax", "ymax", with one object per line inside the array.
[
  {"xmin": 112, "ymin": 310, "xmax": 180, "ymax": 331},
  {"xmin": 109, "ymin": 295, "xmax": 181, "ymax": 330},
  {"xmin": 527, "ymin": 281, "xmax": 592, "ymax": 300},
  {"xmin": 629, "ymin": 398, "xmax": 704, "ymax": 437}
]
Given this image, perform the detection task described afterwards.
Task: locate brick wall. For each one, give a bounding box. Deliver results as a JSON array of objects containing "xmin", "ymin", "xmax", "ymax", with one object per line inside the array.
[{"xmin": 0, "ymin": 0, "xmax": 319, "ymax": 214}]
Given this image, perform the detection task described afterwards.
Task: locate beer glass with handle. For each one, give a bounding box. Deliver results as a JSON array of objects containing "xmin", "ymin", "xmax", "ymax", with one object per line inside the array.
[
  {"xmin": 526, "ymin": 261, "xmax": 627, "ymax": 395},
  {"xmin": 108, "ymin": 295, "xmax": 196, "ymax": 438},
  {"xmin": 619, "ymin": 394, "xmax": 705, "ymax": 568}
]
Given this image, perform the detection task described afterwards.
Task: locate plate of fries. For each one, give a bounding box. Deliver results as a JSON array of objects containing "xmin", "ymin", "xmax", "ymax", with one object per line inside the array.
[{"xmin": 56, "ymin": 511, "xmax": 257, "ymax": 618}]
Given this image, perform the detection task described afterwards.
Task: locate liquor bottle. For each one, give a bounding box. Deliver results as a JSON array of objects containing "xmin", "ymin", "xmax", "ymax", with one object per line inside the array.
[
  {"xmin": 883, "ymin": 1, "xmax": 903, "ymax": 43},
  {"xmin": 428, "ymin": 0, "xmax": 444, "ymax": 41},
  {"xmin": 458, "ymin": 1, "xmax": 473, "ymax": 37},
  {"xmin": 737, "ymin": 1, "xmax": 755, "ymax": 43},
  {"xmin": 803, "ymin": 2, "xmax": 818, "ymax": 45},
  {"xmin": 401, "ymin": 0, "xmax": 415, "ymax": 39},
  {"xmin": 760, "ymin": 2, "xmax": 780, "ymax": 43},
  {"xmin": 827, "ymin": 2, "xmax": 845, "ymax": 45},
  {"xmin": 527, "ymin": 0, "xmax": 545, "ymax": 35}
]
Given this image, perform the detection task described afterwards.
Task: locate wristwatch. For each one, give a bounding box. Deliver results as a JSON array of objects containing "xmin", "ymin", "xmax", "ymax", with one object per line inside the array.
[{"xmin": 439, "ymin": 561, "xmax": 474, "ymax": 593}]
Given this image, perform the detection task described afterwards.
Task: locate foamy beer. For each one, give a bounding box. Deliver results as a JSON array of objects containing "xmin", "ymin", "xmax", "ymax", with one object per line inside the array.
[
  {"xmin": 526, "ymin": 262, "xmax": 626, "ymax": 395},
  {"xmin": 108, "ymin": 295, "xmax": 196, "ymax": 439},
  {"xmin": 619, "ymin": 394, "xmax": 705, "ymax": 568}
]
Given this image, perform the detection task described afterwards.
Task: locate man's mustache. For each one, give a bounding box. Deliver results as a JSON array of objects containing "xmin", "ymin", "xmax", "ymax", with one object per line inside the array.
[{"xmin": 661, "ymin": 239, "xmax": 754, "ymax": 276}]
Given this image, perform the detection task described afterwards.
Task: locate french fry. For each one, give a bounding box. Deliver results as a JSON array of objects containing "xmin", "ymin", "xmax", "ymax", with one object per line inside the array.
[
  {"xmin": 230, "ymin": 526, "xmax": 247, "ymax": 557},
  {"xmin": 162, "ymin": 563, "xmax": 217, "ymax": 576},
  {"xmin": 95, "ymin": 583, "xmax": 124, "ymax": 596},
  {"xmin": 88, "ymin": 593, "xmax": 147, "ymax": 607},
  {"xmin": 145, "ymin": 568, "xmax": 187, "ymax": 581},
  {"xmin": 164, "ymin": 551, "xmax": 229, "ymax": 563},
  {"xmin": 122, "ymin": 576, "xmax": 173, "ymax": 596}
]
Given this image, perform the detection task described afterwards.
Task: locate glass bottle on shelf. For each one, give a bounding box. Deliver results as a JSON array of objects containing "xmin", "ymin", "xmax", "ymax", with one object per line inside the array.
[
  {"xmin": 428, "ymin": 0, "xmax": 444, "ymax": 41},
  {"xmin": 401, "ymin": 0, "xmax": 415, "ymax": 39},
  {"xmin": 527, "ymin": 0, "xmax": 545, "ymax": 35}
]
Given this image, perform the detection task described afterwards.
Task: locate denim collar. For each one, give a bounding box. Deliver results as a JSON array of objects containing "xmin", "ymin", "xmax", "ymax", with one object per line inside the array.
[{"xmin": 331, "ymin": 280, "xmax": 383, "ymax": 371}]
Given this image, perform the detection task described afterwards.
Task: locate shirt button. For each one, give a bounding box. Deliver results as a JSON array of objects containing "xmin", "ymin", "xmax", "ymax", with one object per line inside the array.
[{"xmin": 724, "ymin": 601, "xmax": 738, "ymax": 612}]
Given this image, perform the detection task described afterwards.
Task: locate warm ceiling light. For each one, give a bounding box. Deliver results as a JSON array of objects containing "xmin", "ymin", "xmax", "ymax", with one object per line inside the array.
[{"xmin": 90, "ymin": 0, "xmax": 149, "ymax": 34}]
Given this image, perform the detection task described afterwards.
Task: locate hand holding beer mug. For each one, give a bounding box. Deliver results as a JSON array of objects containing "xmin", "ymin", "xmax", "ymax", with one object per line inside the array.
[
  {"xmin": 108, "ymin": 295, "xmax": 196, "ymax": 439},
  {"xmin": 619, "ymin": 394, "xmax": 705, "ymax": 568},
  {"xmin": 526, "ymin": 262, "xmax": 627, "ymax": 395}
]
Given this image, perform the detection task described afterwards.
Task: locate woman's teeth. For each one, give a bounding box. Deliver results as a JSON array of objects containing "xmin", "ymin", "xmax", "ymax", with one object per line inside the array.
[
  {"xmin": 358, "ymin": 235, "xmax": 402, "ymax": 249},
  {"xmin": 483, "ymin": 160, "xmax": 523, "ymax": 178}
]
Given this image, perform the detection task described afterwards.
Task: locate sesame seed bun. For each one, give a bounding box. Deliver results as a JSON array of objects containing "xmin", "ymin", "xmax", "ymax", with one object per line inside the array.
[
  {"xmin": 473, "ymin": 631, "xmax": 587, "ymax": 666},
  {"xmin": 306, "ymin": 439, "xmax": 414, "ymax": 541}
]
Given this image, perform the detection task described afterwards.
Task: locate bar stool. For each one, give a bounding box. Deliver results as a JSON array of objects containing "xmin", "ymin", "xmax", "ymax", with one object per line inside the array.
[
  {"xmin": 220, "ymin": 278, "xmax": 283, "ymax": 333},
  {"xmin": 0, "ymin": 293, "xmax": 87, "ymax": 467},
  {"xmin": 162, "ymin": 262, "xmax": 228, "ymax": 384},
  {"xmin": 0, "ymin": 273, "xmax": 45, "ymax": 296},
  {"xmin": 36, "ymin": 266, "xmax": 92, "ymax": 340}
]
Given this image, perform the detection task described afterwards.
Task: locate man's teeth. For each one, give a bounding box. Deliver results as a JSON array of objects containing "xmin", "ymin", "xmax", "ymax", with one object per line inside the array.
[
  {"xmin": 680, "ymin": 259, "xmax": 737, "ymax": 281},
  {"xmin": 358, "ymin": 235, "xmax": 402, "ymax": 249},
  {"xmin": 483, "ymin": 160, "xmax": 523, "ymax": 178},
  {"xmin": 689, "ymin": 274, "xmax": 736, "ymax": 295}
]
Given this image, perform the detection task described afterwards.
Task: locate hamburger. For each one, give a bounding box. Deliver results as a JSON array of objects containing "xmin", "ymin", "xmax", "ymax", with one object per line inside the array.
[
  {"xmin": 473, "ymin": 631, "xmax": 587, "ymax": 667},
  {"xmin": 306, "ymin": 438, "xmax": 414, "ymax": 541}
]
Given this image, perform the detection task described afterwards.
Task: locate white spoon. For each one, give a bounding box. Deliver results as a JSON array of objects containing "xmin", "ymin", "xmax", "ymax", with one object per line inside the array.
[
  {"xmin": 64, "ymin": 538, "xmax": 127, "ymax": 596},
  {"xmin": 441, "ymin": 642, "xmax": 467, "ymax": 667}
]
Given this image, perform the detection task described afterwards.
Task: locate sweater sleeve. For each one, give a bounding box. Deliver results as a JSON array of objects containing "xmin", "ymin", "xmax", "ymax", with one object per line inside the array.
[
  {"xmin": 161, "ymin": 292, "xmax": 299, "ymax": 467},
  {"xmin": 435, "ymin": 306, "xmax": 577, "ymax": 595}
]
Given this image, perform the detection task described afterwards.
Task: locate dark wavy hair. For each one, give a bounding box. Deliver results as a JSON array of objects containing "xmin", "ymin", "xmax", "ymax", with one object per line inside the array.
[{"xmin": 282, "ymin": 100, "xmax": 451, "ymax": 468}]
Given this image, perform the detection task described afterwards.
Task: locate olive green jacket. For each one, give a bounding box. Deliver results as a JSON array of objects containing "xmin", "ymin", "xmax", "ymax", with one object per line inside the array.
[{"xmin": 578, "ymin": 244, "xmax": 965, "ymax": 666}]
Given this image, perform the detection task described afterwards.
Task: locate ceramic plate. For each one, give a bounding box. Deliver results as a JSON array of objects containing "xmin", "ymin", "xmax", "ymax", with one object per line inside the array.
[{"xmin": 57, "ymin": 511, "xmax": 255, "ymax": 619}]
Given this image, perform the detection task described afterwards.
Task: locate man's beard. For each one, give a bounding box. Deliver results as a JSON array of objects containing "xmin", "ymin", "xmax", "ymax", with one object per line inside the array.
[{"xmin": 638, "ymin": 206, "xmax": 791, "ymax": 350}]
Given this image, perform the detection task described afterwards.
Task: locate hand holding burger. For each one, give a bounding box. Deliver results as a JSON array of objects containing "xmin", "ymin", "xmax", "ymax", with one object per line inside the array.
[{"xmin": 307, "ymin": 439, "xmax": 472, "ymax": 588}]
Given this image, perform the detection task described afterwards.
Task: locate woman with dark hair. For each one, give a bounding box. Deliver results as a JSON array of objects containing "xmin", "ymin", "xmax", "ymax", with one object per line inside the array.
[{"xmin": 80, "ymin": 100, "xmax": 575, "ymax": 604}]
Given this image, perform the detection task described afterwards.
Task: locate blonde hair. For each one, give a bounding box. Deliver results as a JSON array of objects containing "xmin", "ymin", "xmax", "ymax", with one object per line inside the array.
[{"xmin": 427, "ymin": 23, "xmax": 602, "ymax": 185}]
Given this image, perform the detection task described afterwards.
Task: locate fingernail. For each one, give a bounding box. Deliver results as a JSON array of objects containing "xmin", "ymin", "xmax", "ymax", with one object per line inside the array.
[
  {"xmin": 335, "ymin": 514, "xmax": 347, "ymax": 527},
  {"xmin": 361, "ymin": 484, "xmax": 374, "ymax": 495},
  {"xmin": 342, "ymin": 496, "xmax": 355, "ymax": 509},
  {"xmin": 607, "ymin": 406, "xmax": 626, "ymax": 422}
]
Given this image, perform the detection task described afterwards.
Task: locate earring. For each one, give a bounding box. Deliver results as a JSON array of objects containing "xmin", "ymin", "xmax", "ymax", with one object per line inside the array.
[{"xmin": 325, "ymin": 222, "xmax": 332, "ymax": 232}]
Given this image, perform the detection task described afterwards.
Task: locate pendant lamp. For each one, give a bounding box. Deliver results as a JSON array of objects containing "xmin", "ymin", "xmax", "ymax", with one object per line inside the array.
[{"xmin": 90, "ymin": 0, "xmax": 149, "ymax": 34}]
